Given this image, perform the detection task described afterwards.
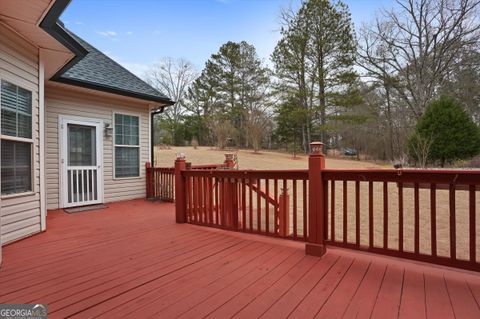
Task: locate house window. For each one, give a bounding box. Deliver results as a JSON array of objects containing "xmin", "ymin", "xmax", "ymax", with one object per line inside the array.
[
  {"xmin": 1, "ymin": 80, "xmax": 33, "ymax": 195},
  {"xmin": 114, "ymin": 113, "xmax": 140, "ymax": 178}
]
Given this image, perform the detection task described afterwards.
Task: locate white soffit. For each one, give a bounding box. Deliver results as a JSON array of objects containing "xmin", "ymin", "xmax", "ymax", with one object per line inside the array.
[{"xmin": 0, "ymin": 0, "xmax": 74, "ymax": 79}]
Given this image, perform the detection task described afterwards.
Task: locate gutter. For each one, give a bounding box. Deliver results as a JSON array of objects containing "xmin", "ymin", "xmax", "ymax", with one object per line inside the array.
[{"xmin": 150, "ymin": 107, "xmax": 166, "ymax": 165}]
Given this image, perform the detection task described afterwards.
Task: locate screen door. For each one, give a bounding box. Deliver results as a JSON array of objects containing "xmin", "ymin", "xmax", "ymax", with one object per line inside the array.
[{"xmin": 60, "ymin": 117, "xmax": 103, "ymax": 207}]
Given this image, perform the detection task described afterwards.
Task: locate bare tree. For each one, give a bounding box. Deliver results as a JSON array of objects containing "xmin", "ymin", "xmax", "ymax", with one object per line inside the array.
[
  {"xmin": 146, "ymin": 58, "xmax": 197, "ymax": 143},
  {"xmin": 358, "ymin": 0, "xmax": 480, "ymax": 118},
  {"xmin": 409, "ymin": 132, "xmax": 434, "ymax": 167}
]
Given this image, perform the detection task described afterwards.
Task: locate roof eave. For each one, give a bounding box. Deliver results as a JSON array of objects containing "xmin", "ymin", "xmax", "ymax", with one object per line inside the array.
[{"xmin": 55, "ymin": 77, "xmax": 175, "ymax": 105}]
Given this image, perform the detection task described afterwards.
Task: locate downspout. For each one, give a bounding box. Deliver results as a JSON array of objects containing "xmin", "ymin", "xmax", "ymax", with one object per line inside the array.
[{"xmin": 150, "ymin": 107, "xmax": 165, "ymax": 165}]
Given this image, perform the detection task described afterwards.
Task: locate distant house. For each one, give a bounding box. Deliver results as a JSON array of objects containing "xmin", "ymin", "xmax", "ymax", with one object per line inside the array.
[{"xmin": 0, "ymin": 0, "xmax": 173, "ymax": 257}]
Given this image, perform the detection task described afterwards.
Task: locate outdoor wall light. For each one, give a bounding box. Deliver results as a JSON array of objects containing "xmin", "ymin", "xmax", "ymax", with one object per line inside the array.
[{"xmin": 104, "ymin": 122, "xmax": 113, "ymax": 137}]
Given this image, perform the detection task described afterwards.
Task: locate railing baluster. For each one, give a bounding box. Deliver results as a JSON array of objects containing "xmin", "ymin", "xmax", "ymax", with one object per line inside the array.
[
  {"xmin": 266, "ymin": 178, "xmax": 270, "ymax": 234},
  {"xmin": 274, "ymin": 179, "xmax": 278, "ymax": 236},
  {"xmin": 369, "ymin": 181, "xmax": 373, "ymax": 248},
  {"xmin": 257, "ymin": 179, "xmax": 262, "ymax": 233},
  {"xmin": 303, "ymin": 179, "xmax": 307, "ymax": 240},
  {"xmin": 414, "ymin": 182, "xmax": 420, "ymax": 254},
  {"xmin": 249, "ymin": 178, "xmax": 253, "ymax": 232},
  {"xmin": 323, "ymin": 179, "xmax": 328, "ymax": 242},
  {"xmin": 449, "ymin": 184, "xmax": 456, "ymax": 260},
  {"xmin": 203, "ymin": 176, "xmax": 208, "ymax": 224},
  {"xmin": 208, "ymin": 176, "xmax": 213, "ymax": 225},
  {"xmin": 355, "ymin": 180, "xmax": 360, "ymax": 246},
  {"xmin": 193, "ymin": 176, "xmax": 198, "ymax": 223},
  {"xmin": 469, "ymin": 185, "xmax": 476, "ymax": 263},
  {"xmin": 398, "ymin": 182, "xmax": 404, "ymax": 252},
  {"xmin": 220, "ymin": 178, "xmax": 225, "ymax": 227},
  {"xmin": 292, "ymin": 180, "xmax": 297, "ymax": 238},
  {"xmin": 242, "ymin": 178, "xmax": 246, "ymax": 231},
  {"xmin": 215, "ymin": 177, "xmax": 219, "ymax": 226},
  {"xmin": 431, "ymin": 183, "xmax": 437, "ymax": 257},
  {"xmin": 383, "ymin": 181, "xmax": 388, "ymax": 250},
  {"xmin": 343, "ymin": 180, "xmax": 347, "ymax": 244},
  {"xmin": 331, "ymin": 180, "xmax": 335, "ymax": 242},
  {"xmin": 283, "ymin": 179, "xmax": 288, "ymax": 236}
]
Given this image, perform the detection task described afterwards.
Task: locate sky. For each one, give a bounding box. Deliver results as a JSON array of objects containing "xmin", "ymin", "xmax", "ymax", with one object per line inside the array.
[{"xmin": 61, "ymin": 0, "xmax": 395, "ymax": 78}]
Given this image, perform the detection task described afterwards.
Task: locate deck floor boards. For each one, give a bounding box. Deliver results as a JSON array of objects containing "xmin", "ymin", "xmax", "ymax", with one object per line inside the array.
[{"xmin": 1, "ymin": 199, "xmax": 479, "ymax": 319}]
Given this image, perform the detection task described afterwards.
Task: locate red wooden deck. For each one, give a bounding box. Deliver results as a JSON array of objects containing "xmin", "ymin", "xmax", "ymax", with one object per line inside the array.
[{"xmin": 1, "ymin": 199, "xmax": 479, "ymax": 319}]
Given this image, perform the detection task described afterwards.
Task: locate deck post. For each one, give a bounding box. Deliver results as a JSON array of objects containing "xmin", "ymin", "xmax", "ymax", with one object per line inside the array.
[
  {"xmin": 146, "ymin": 162, "xmax": 153, "ymax": 199},
  {"xmin": 223, "ymin": 153, "xmax": 238, "ymax": 229},
  {"xmin": 175, "ymin": 153, "xmax": 187, "ymax": 223},
  {"xmin": 306, "ymin": 142, "xmax": 327, "ymax": 256},
  {"xmin": 224, "ymin": 153, "xmax": 236, "ymax": 169}
]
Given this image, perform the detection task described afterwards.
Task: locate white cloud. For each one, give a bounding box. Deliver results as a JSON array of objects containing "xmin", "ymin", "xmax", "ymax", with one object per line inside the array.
[
  {"xmin": 126, "ymin": 31, "xmax": 133, "ymax": 35},
  {"xmin": 97, "ymin": 30, "xmax": 118, "ymax": 39},
  {"xmin": 119, "ymin": 62, "xmax": 150, "ymax": 79},
  {"xmin": 74, "ymin": 21, "xmax": 84, "ymax": 25},
  {"xmin": 101, "ymin": 50, "xmax": 150, "ymax": 79}
]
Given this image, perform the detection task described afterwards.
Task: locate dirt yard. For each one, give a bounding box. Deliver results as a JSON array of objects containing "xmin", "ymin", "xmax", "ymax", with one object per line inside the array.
[{"xmin": 155, "ymin": 146, "xmax": 479, "ymax": 263}]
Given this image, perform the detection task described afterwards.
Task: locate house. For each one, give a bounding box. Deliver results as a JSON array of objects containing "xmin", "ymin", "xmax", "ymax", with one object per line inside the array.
[{"xmin": 0, "ymin": 0, "xmax": 173, "ymax": 261}]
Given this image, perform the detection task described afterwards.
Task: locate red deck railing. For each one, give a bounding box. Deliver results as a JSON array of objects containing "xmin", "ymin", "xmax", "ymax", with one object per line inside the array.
[
  {"xmin": 322, "ymin": 169, "xmax": 480, "ymax": 271},
  {"xmin": 146, "ymin": 163, "xmax": 175, "ymax": 202},
  {"xmin": 182, "ymin": 170, "xmax": 309, "ymax": 241},
  {"xmin": 146, "ymin": 162, "xmax": 227, "ymax": 201},
  {"xmin": 171, "ymin": 145, "xmax": 479, "ymax": 272}
]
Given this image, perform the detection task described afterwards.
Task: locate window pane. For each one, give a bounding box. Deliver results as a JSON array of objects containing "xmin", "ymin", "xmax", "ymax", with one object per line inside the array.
[
  {"xmin": 115, "ymin": 114, "xmax": 139, "ymax": 146},
  {"xmin": 1, "ymin": 80, "xmax": 32, "ymax": 138},
  {"xmin": 1, "ymin": 140, "xmax": 32, "ymax": 195},
  {"xmin": 68, "ymin": 124, "xmax": 96, "ymax": 166},
  {"xmin": 1, "ymin": 108, "xmax": 17, "ymax": 136},
  {"xmin": 115, "ymin": 146, "xmax": 139, "ymax": 178},
  {"xmin": 1, "ymin": 81, "xmax": 17, "ymax": 111},
  {"xmin": 17, "ymin": 87, "xmax": 32, "ymax": 114},
  {"xmin": 17, "ymin": 113, "xmax": 32, "ymax": 138}
]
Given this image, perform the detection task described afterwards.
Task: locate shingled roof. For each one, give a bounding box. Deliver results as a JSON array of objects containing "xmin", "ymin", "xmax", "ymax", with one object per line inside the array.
[{"xmin": 52, "ymin": 27, "xmax": 173, "ymax": 105}]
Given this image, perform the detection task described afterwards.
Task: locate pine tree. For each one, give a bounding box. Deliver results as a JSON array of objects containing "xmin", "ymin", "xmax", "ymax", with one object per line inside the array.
[
  {"xmin": 189, "ymin": 41, "xmax": 271, "ymax": 148},
  {"xmin": 272, "ymin": 0, "xmax": 357, "ymax": 146},
  {"xmin": 408, "ymin": 96, "xmax": 480, "ymax": 167}
]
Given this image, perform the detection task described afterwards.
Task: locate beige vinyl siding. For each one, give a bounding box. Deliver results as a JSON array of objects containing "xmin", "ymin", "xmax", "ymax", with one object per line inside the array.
[
  {"xmin": 45, "ymin": 88, "xmax": 151, "ymax": 209},
  {"xmin": 0, "ymin": 23, "xmax": 41, "ymax": 244}
]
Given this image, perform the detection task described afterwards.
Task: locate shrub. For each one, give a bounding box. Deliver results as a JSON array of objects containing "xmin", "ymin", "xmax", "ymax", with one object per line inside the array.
[{"xmin": 408, "ymin": 96, "xmax": 480, "ymax": 167}]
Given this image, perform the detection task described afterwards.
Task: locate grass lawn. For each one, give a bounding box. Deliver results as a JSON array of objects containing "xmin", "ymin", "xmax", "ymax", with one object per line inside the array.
[
  {"xmin": 154, "ymin": 146, "xmax": 383, "ymax": 170},
  {"xmin": 155, "ymin": 146, "xmax": 479, "ymax": 263}
]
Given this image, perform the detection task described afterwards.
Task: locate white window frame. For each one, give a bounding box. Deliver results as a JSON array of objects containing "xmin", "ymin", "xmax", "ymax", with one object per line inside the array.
[
  {"xmin": 113, "ymin": 111, "xmax": 141, "ymax": 179},
  {"xmin": 0, "ymin": 77, "xmax": 35, "ymax": 199}
]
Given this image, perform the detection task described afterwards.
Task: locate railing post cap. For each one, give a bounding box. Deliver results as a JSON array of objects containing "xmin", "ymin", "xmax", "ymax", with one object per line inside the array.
[
  {"xmin": 176, "ymin": 152, "xmax": 186, "ymax": 160},
  {"xmin": 310, "ymin": 142, "xmax": 325, "ymax": 155}
]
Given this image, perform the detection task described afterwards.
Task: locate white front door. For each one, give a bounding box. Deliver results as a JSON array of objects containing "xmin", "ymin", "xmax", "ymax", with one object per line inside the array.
[{"xmin": 60, "ymin": 117, "xmax": 103, "ymax": 208}]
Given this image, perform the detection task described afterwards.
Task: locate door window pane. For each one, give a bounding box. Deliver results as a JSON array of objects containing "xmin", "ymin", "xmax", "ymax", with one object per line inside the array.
[
  {"xmin": 68, "ymin": 124, "xmax": 96, "ymax": 166},
  {"xmin": 1, "ymin": 140, "xmax": 32, "ymax": 195}
]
